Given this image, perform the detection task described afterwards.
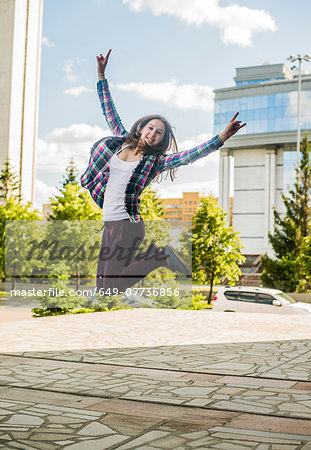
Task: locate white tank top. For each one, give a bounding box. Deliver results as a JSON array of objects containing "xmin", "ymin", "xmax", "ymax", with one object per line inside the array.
[{"xmin": 102, "ymin": 149, "xmax": 140, "ymax": 221}]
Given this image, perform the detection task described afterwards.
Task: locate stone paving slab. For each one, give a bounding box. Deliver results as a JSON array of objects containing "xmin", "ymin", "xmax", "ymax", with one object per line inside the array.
[
  {"xmin": 1, "ymin": 390, "xmax": 311, "ymax": 449},
  {"xmin": 0, "ymin": 354, "xmax": 310, "ymax": 420},
  {"xmin": 4, "ymin": 338, "xmax": 311, "ymax": 380}
]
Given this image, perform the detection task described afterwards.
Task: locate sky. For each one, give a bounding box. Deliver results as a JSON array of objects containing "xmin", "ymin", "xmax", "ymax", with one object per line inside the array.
[{"xmin": 36, "ymin": 0, "xmax": 311, "ymax": 210}]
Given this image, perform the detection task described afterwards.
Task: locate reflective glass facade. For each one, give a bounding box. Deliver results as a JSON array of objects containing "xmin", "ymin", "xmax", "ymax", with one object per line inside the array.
[
  {"xmin": 214, "ymin": 90, "xmax": 311, "ymax": 135},
  {"xmin": 283, "ymin": 150, "xmax": 297, "ymax": 194},
  {"xmin": 236, "ymin": 78, "xmax": 282, "ymax": 86}
]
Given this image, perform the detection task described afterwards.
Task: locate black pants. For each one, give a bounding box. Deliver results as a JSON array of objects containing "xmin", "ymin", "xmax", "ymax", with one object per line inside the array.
[{"xmin": 96, "ymin": 220, "xmax": 167, "ymax": 292}]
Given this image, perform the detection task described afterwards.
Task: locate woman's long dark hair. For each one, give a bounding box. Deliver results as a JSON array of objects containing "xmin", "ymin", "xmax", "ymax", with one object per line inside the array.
[{"xmin": 125, "ymin": 115, "xmax": 178, "ymax": 181}]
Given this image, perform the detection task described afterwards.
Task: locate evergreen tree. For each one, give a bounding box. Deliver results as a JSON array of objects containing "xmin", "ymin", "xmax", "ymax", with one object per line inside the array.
[
  {"xmin": 0, "ymin": 160, "xmax": 21, "ymax": 202},
  {"xmin": 261, "ymin": 133, "xmax": 311, "ymax": 291},
  {"xmin": 62, "ymin": 158, "xmax": 79, "ymax": 190}
]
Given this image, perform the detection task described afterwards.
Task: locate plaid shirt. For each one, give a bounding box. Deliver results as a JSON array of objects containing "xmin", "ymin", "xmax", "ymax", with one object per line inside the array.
[{"xmin": 81, "ymin": 79, "xmax": 223, "ymax": 222}]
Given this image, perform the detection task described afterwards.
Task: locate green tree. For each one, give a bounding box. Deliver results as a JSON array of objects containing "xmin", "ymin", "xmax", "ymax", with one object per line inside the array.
[
  {"xmin": 190, "ymin": 196, "xmax": 245, "ymax": 303},
  {"xmin": 49, "ymin": 184, "xmax": 102, "ymax": 221},
  {"xmin": 46, "ymin": 161, "xmax": 102, "ymax": 289},
  {"xmin": 36, "ymin": 261, "xmax": 83, "ymax": 310},
  {"xmin": 135, "ymin": 187, "xmax": 188, "ymax": 307},
  {"xmin": 49, "ymin": 159, "xmax": 102, "ymax": 221},
  {"xmin": 0, "ymin": 198, "xmax": 42, "ymax": 287},
  {"xmin": 297, "ymin": 236, "xmax": 311, "ymax": 292},
  {"xmin": 0, "ymin": 159, "xmax": 21, "ymax": 202},
  {"xmin": 0, "ymin": 161, "xmax": 42, "ymax": 285},
  {"xmin": 140, "ymin": 187, "xmax": 170, "ymax": 249},
  {"xmin": 140, "ymin": 186, "xmax": 166, "ymax": 220},
  {"xmin": 261, "ymin": 134, "xmax": 311, "ymax": 291},
  {"xmin": 61, "ymin": 158, "xmax": 79, "ymax": 190},
  {"xmin": 49, "ymin": 185, "xmax": 101, "ymax": 281}
]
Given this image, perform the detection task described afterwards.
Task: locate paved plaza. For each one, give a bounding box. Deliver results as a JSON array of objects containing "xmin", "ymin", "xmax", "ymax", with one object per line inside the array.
[{"xmin": 0, "ymin": 308, "xmax": 310, "ymax": 449}]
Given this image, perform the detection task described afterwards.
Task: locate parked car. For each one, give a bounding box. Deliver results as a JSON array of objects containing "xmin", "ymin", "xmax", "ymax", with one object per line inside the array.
[{"xmin": 212, "ymin": 286, "xmax": 311, "ymax": 314}]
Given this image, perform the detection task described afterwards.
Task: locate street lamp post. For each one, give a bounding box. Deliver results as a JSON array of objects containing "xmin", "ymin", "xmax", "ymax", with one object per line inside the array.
[{"xmin": 287, "ymin": 53, "xmax": 311, "ymax": 167}]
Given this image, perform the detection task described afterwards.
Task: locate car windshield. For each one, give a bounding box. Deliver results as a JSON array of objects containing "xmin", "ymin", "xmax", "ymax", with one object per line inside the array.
[{"xmin": 275, "ymin": 293, "xmax": 296, "ymax": 304}]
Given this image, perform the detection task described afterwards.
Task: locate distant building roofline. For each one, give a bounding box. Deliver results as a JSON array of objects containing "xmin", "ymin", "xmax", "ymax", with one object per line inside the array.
[
  {"xmin": 214, "ymin": 74, "xmax": 311, "ymax": 97},
  {"xmin": 234, "ymin": 63, "xmax": 294, "ymax": 84}
]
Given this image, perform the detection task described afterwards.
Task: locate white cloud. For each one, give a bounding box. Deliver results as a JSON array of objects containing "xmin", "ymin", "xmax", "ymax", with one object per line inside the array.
[
  {"xmin": 123, "ymin": 0, "xmax": 277, "ymax": 47},
  {"xmin": 42, "ymin": 36, "xmax": 55, "ymax": 48},
  {"xmin": 37, "ymin": 123, "xmax": 111, "ymax": 175},
  {"xmin": 117, "ymin": 80, "xmax": 214, "ymax": 111},
  {"xmin": 64, "ymin": 86, "xmax": 94, "ymax": 97},
  {"xmin": 178, "ymin": 133, "xmax": 213, "ymax": 149},
  {"xmin": 34, "ymin": 179, "xmax": 58, "ymax": 211},
  {"xmin": 63, "ymin": 59, "xmax": 77, "ymax": 82}
]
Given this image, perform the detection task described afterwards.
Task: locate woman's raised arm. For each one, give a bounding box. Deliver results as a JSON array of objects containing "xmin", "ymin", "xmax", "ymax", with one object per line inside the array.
[
  {"xmin": 96, "ymin": 50, "xmax": 128, "ymax": 137},
  {"xmin": 157, "ymin": 113, "xmax": 246, "ymax": 173}
]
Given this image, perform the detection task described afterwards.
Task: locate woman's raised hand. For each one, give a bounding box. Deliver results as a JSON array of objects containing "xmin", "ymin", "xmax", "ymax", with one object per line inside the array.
[
  {"xmin": 96, "ymin": 50, "xmax": 112, "ymax": 78},
  {"xmin": 219, "ymin": 112, "xmax": 246, "ymax": 143}
]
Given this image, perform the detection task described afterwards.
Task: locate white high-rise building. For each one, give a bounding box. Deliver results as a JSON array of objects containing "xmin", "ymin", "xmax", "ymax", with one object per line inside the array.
[
  {"xmin": 0, "ymin": 0, "xmax": 43, "ymax": 203},
  {"xmin": 215, "ymin": 63, "xmax": 311, "ymax": 257}
]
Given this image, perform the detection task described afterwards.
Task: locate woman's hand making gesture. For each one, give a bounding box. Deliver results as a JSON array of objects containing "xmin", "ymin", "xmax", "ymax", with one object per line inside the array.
[
  {"xmin": 97, "ymin": 49, "xmax": 112, "ymax": 80},
  {"xmin": 219, "ymin": 112, "xmax": 246, "ymax": 143}
]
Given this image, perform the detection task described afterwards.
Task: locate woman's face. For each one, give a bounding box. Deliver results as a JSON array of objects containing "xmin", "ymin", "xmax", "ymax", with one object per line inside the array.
[{"xmin": 140, "ymin": 119, "xmax": 165, "ymax": 147}]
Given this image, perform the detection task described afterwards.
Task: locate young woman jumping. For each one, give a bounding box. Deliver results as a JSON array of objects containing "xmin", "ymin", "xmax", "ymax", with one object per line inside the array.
[{"xmin": 81, "ymin": 50, "xmax": 246, "ymax": 295}]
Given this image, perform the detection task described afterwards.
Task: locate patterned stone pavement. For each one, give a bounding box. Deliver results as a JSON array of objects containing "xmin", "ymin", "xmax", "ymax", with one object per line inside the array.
[
  {"xmin": 4, "ymin": 339, "xmax": 311, "ymax": 381},
  {"xmin": 0, "ymin": 309, "xmax": 310, "ymax": 448},
  {"xmin": 0, "ymin": 353, "xmax": 311, "ymax": 420},
  {"xmin": 1, "ymin": 393, "xmax": 311, "ymax": 449}
]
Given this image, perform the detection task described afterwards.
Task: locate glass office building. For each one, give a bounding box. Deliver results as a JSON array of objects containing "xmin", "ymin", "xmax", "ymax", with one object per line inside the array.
[
  {"xmin": 215, "ymin": 64, "xmax": 311, "ymax": 256},
  {"xmin": 215, "ymin": 91, "xmax": 311, "ymax": 135}
]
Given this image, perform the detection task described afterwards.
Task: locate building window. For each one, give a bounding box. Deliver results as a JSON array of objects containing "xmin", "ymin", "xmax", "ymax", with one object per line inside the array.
[{"xmin": 165, "ymin": 204, "xmax": 182, "ymax": 209}]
